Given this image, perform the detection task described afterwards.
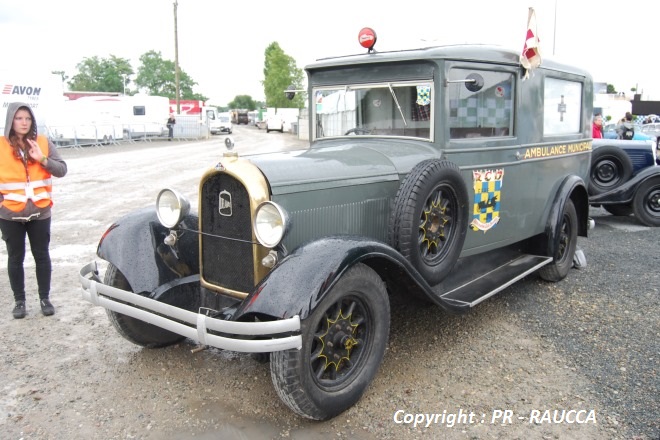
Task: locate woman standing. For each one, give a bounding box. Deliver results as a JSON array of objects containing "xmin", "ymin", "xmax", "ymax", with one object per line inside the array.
[{"xmin": 0, "ymin": 103, "xmax": 67, "ymax": 319}]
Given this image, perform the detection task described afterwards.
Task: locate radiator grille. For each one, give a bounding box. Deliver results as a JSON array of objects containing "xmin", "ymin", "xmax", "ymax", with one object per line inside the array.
[{"xmin": 200, "ymin": 173, "xmax": 254, "ymax": 293}]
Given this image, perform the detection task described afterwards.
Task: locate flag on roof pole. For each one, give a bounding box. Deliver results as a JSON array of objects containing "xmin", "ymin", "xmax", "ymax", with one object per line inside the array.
[{"xmin": 520, "ymin": 7, "xmax": 542, "ymax": 79}]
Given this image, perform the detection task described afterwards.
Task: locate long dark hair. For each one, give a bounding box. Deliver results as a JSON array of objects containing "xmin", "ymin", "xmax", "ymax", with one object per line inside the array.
[{"xmin": 8, "ymin": 106, "xmax": 38, "ymax": 164}]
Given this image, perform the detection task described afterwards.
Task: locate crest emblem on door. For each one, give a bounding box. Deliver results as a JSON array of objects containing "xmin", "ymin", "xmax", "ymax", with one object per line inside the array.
[
  {"xmin": 219, "ymin": 190, "xmax": 232, "ymax": 216},
  {"xmin": 470, "ymin": 169, "xmax": 504, "ymax": 233}
]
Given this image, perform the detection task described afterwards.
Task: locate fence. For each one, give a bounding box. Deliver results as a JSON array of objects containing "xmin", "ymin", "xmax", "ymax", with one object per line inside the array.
[{"xmin": 47, "ymin": 116, "xmax": 210, "ymax": 148}]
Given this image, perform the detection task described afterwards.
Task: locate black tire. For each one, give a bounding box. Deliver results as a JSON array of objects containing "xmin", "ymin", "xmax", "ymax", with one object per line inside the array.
[
  {"xmin": 603, "ymin": 204, "xmax": 633, "ymax": 217},
  {"xmin": 388, "ymin": 159, "xmax": 469, "ymax": 285},
  {"xmin": 589, "ymin": 146, "xmax": 633, "ymax": 195},
  {"xmin": 104, "ymin": 264, "xmax": 185, "ymax": 348},
  {"xmin": 632, "ymin": 178, "xmax": 660, "ymax": 227},
  {"xmin": 539, "ymin": 199, "xmax": 578, "ymax": 282},
  {"xmin": 270, "ymin": 263, "xmax": 390, "ymax": 420}
]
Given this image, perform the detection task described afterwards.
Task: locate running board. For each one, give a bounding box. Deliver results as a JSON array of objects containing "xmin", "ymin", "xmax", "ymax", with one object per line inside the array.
[{"xmin": 432, "ymin": 247, "xmax": 553, "ymax": 308}]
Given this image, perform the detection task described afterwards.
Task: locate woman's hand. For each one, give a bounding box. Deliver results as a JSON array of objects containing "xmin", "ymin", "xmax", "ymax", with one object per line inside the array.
[{"xmin": 26, "ymin": 139, "xmax": 46, "ymax": 163}]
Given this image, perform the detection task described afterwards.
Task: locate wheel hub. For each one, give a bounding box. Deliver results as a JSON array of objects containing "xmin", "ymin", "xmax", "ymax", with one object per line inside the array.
[
  {"xmin": 646, "ymin": 189, "xmax": 660, "ymax": 213},
  {"xmin": 318, "ymin": 311, "xmax": 359, "ymax": 371},
  {"xmin": 421, "ymin": 200, "xmax": 449, "ymax": 250},
  {"xmin": 595, "ymin": 161, "xmax": 616, "ymax": 183}
]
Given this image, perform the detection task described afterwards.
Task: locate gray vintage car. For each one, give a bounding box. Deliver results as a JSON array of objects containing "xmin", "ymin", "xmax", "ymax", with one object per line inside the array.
[{"xmin": 80, "ymin": 32, "xmax": 594, "ymax": 420}]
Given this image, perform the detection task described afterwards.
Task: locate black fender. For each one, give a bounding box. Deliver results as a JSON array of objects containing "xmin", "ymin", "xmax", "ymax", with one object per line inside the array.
[
  {"xmin": 541, "ymin": 175, "xmax": 589, "ymax": 256},
  {"xmin": 97, "ymin": 207, "xmax": 200, "ymax": 300},
  {"xmin": 589, "ymin": 166, "xmax": 660, "ymax": 205},
  {"xmin": 232, "ymin": 236, "xmax": 466, "ymax": 322}
]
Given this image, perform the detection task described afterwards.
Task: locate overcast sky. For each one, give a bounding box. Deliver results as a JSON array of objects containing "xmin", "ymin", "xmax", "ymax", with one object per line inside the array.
[{"xmin": 1, "ymin": 0, "xmax": 657, "ymax": 105}]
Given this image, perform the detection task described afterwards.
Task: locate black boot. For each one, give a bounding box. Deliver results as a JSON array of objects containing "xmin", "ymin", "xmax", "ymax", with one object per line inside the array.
[
  {"xmin": 40, "ymin": 299, "xmax": 55, "ymax": 316},
  {"xmin": 12, "ymin": 301, "xmax": 26, "ymax": 319}
]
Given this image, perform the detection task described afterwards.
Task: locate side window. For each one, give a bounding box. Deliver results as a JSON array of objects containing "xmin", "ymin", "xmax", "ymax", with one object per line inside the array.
[
  {"xmin": 133, "ymin": 106, "xmax": 146, "ymax": 116},
  {"xmin": 543, "ymin": 78, "xmax": 582, "ymax": 135},
  {"xmin": 448, "ymin": 69, "xmax": 514, "ymax": 139}
]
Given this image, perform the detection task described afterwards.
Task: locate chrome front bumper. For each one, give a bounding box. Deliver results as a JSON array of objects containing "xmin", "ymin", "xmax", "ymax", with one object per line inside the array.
[{"xmin": 79, "ymin": 261, "xmax": 302, "ymax": 353}]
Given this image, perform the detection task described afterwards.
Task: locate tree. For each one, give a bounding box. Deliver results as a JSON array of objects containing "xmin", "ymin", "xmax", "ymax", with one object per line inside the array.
[
  {"xmin": 262, "ymin": 42, "xmax": 304, "ymax": 108},
  {"xmin": 68, "ymin": 55, "xmax": 133, "ymax": 93},
  {"xmin": 228, "ymin": 95, "xmax": 257, "ymax": 110},
  {"xmin": 606, "ymin": 84, "xmax": 616, "ymax": 94},
  {"xmin": 135, "ymin": 50, "xmax": 207, "ymax": 101}
]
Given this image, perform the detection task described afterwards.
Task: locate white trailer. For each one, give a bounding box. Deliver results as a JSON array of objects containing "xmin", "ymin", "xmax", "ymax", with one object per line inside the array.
[{"xmin": 49, "ymin": 95, "xmax": 170, "ymax": 144}]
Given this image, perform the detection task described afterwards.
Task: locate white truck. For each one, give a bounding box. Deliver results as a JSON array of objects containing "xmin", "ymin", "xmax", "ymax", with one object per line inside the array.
[{"xmin": 169, "ymin": 99, "xmax": 222, "ymax": 135}]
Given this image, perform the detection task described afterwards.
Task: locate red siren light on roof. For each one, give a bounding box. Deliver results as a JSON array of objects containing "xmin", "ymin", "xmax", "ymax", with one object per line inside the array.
[{"xmin": 358, "ymin": 27, "xmax": 377, "ymax": 52}]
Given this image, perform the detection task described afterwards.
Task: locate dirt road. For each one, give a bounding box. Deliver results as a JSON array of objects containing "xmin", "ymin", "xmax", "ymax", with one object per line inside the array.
[{"xmin": 0, "ymin": 125, "xmax": 657, "ymax": 439}]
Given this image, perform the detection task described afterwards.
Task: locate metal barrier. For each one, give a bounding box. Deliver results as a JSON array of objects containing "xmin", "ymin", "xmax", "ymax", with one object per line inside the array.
[{"xmin": 47, "ymin": 119, "xmax": 210, "ymax": 148}]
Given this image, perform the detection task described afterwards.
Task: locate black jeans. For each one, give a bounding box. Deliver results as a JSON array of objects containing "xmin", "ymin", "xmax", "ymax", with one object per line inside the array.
[{"xmin": 0, "ymin": 217, "xmax": 51, "ymax": 301}]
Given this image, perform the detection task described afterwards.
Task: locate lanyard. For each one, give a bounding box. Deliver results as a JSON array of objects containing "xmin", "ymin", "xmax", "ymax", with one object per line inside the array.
[{"xmin": 18, "ymin": 147, "xmax": 31, "ymax": 184}]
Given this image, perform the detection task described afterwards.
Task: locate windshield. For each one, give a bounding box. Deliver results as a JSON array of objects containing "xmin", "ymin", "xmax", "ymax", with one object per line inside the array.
[{"xmin": 312, "ymin": 81, "xmax": 433, "ymax": 141}]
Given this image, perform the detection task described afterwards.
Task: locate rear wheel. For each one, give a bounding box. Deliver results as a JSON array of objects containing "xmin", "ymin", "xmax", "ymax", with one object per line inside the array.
[
  {"xmin": 270, "ymin": 263, "xmax": 389, "ymax": 420},
  {"xmin": 539, "ymin": 199, "xmax": 578, "ymax": 282},
  {"xmin": 632, "ymin": 178, "xmax": 660, "ymax": 227},
  {"xmin": 104, "ymin": 264, "xmax": 185, "ymax": 348}
]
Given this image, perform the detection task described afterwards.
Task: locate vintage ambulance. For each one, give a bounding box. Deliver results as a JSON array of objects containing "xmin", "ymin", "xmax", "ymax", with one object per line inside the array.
[{"xmin": 80, "ymin": 29, "xmax": 593, "ymax": 419}]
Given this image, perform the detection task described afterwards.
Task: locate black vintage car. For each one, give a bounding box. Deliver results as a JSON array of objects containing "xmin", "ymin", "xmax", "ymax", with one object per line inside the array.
[{"xmin": 589, "ymin": 138, "xmax": 660, "ymax": 226}]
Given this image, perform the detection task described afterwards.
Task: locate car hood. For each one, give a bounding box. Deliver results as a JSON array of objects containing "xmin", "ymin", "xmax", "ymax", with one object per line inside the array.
[{"xmin": 248, "ymin": 139, "xmax": 437, "ymax": 195}]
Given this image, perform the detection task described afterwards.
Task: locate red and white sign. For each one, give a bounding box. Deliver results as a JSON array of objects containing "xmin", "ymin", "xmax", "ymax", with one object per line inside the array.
[
  {"xmin": 358, "ymin": 27, "xmax": 377, "ymax": 50},
  {"xmin": 169, "ymin": 99, "xmax": 204, "ymax": 115}
]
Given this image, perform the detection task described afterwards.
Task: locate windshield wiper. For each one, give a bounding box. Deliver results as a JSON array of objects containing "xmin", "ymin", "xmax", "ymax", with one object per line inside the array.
[{"xmin": 388, "ymin": 83, "xmax": 407, "ymax": 126}]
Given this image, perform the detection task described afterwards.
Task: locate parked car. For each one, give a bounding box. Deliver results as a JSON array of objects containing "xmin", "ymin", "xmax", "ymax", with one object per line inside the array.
[
  {"xmin": 266, "ymin": 114, "xmax": 284, "ymax": 133},
  {"xmin": 639, "ymin": 122, "xmax": 660, "ymax": 143},
  {"xmin": 602, "ymin": 122, "xmax": 653, "ymax": 141},
  {"xmin": 80, "ymin": 30, "xmax": 594, "ymax": 420},
  {"xmin": 216, "ymin": 112, "xmax": 232, "ymax": 135},
  {"xmin": 589, "ymin": 138, "xmax": 660, "ymax": 226}
]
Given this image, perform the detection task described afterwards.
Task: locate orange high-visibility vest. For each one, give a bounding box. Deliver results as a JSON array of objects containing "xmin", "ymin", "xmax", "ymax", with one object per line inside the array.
[{"xmin": 0, "ymin": 135, "xmax": 53, "ymax": 212}]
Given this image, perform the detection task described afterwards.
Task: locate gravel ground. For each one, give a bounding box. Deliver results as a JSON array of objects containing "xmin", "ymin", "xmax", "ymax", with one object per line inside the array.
[{"xmin": 0, "ymin": 129, "xmax": 658, "ymax": 439}]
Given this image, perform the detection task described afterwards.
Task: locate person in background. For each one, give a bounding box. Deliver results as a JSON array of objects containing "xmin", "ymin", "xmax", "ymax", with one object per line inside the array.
[
  {"xmin": 592, "ymin": 113, "xmax": 603, "ymax": 139},
  {"xmin": 0, "ymin": 103, "xmax": 67, "ymax": 319},
  {"xmin": 166, "ymin": 114, "xmax": 176, "ymax": 141},
  {"xmin": 617, "ymin": 112, "xmax": 635, "ymax": 140}
]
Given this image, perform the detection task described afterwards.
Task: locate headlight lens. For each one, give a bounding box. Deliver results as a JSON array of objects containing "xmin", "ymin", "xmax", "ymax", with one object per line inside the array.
[
  {"xmin": 156, "ymin": 188, "xmax": 190, "ymax": 228},
  {"xmin": 254, "ymin": 201, "xmax": 288, "ymax": 248}
]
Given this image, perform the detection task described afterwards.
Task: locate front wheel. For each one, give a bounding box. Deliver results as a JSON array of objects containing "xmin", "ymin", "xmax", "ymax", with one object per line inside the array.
[
  {"xmin": 633, "ymin": 178, "xmax": 660, "ymax": 226},
  {"xmin": 539, "ymin": 199, "xmax": 578, "ymax": 282},
  {"xmin": 270, "ymin": 263, "xmax": 390, "ymax": 420},
  {"xmin": 104, "ymin": 264, "xmax": 185, "ymax": 348}
]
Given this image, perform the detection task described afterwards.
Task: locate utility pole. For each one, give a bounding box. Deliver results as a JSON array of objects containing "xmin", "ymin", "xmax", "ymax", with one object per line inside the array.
[
  {"xmin": 174, "ymin": 0, "xmax": 180, "ymax": 114},
  {"xmin": 553, "ymin": 0, "xmax": 557, "ymax": 56}
]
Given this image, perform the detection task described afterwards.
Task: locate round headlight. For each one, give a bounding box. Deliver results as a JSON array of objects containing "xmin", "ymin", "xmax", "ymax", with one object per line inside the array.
[
  {"xmin": 156, "ymin": 188, "xmax": 190, "ymax": 228},
  {"xmin": 254, "ymin": 201, "xmax": 288, "ymax": 248}
]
